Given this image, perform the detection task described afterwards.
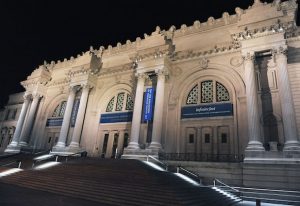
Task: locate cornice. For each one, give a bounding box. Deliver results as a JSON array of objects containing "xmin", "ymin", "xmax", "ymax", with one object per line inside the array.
[{"xmin": 172, "ymin": 42, "xmax": 240, "ymax": 63}]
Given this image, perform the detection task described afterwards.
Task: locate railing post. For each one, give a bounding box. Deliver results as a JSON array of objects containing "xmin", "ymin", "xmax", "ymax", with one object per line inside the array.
[
  {"xmin": 213, "ymin": 179, "xmax": 216, "ymax": 187},
  {"xmin": 147, "ymin": 155, "xmax": 149, "ymax": 162},
  {"xmin": 177, "ymin": 167, "xmax": 179, "ymax": 173},
  {"xmin": 18, "ymin": 161, "xmax": 21, "ymax": 169},
  {"xmin": 55, "ymin": 156, "xmax": 58, "ymax": 162}
]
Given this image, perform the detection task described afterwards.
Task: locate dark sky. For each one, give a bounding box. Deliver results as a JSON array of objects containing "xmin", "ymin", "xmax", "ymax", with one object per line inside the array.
[{"xmin": 0, "ymin": 0, "xmax": 292, "ymax": 108}]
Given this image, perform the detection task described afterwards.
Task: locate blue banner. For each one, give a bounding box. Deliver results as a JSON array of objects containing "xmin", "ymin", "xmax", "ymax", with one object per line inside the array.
[
  {"xmin": 46, "ymin": 118, "xmax": 63, "ymax": 127},
  {"xmin": 143, "ymin": 88, "xmax": 155, "ymax": 121},
  {"xmin": 100, "ymin": 112, "xmax": 133, "ymax": 123},
  {"xmin": 71, "ymin": 99, "xmax": 80, "ymax": 127},
  {"xmin": 181, "ymin": 103, "xmax": 233, "ymax": 119}
]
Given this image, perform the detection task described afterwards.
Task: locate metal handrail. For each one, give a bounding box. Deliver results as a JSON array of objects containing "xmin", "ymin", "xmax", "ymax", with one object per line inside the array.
[
  {"xmin": 32, "ymin": 154, "xmax": 58, "ymax": 168},
  {"xmin": 177, "ymin": 166, "xmax": 202, "ymax": 184},
  {"xmin": 214, "ymin": 178, "xmax": 239, "ymax": 193},
  {"xmin": 232, "ymin": 186, "xmax": 300, "ymax": 204},
  {"xmin": 146, "ymin": 155, "xmax": 168, "ymax": 171},
  {"xmin": 64, "ymin": 151, "xmax": 87, "ymax": 162},
  {"xmin": 0, "ymin": 160, "xmax": 22, "ymax": 169}
]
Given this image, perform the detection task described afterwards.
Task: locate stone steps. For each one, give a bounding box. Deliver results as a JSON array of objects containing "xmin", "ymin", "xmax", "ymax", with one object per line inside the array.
[{"xmin": 0, "ymin": 158, "xmax": 239, "ymax": 205}]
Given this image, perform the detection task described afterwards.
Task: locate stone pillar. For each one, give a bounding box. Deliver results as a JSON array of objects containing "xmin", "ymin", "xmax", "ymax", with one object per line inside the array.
[
  {"xmin": 243, "ymin": 53, "xmax": 265, "ymax": 151},
  {"xmin": 127, "ymin": 73, "xmax": 147, "ymax": 149},
  {"xmin": 19, "ymin": 94, "xmax": 42, "ymax": 147},
  {"xmin": 55, "ymin": 86, "xmax": 77, "ymax": 148},
  {"xmin": 69, "ymin": 84, "xmax": 90, "ymax": 148},
  {"xmin": 150, "ymin": 69, "xmax": 167, "ymax": 149},
  {"xmin": 275, "ymin": 47, "xmax": 300, "ymax": 152},
  {"xmin": 6, "ymin": 94, "xmax": 30, "ymax": 149}
]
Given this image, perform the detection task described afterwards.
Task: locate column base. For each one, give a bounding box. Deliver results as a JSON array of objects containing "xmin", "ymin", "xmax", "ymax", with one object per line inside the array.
[
  {"xmin": 18, "ymin": 141, "xmax": 29, "ymax": 147},
  {"xmin": 245, "ymin": 141, "xmax": 265, "ymax": 152},
  {"xmin": 53, "ymin": 142, "xmax": 66, "ymax": 148},
  {"xmin": 126, "ymin": 142, "xmax": 140, "ymax": 150},
  {"xmin": 149, "ymin": 141, "xmax": 162, "ymax": 150},
  {"xmin": 283, "ymin": 140, "xmax": 300, "ymax": 152},
  {"xmin": 122, "ymin": 148, "xmax": 162, "ymax": 160},
  {"xmin": 4, "ymin": 143, "xmax": 21, "ymax": 153},
  {"xmin": 68, "ymin": 142, "xmax": 80, "ymax": 148}
]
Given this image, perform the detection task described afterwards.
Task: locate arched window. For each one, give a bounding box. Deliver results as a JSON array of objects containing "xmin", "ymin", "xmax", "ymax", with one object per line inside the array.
[
  {"xmin": 186, "ymin": 80, "xmax": 230, "ymax": 105},
  {"xmin": 52, "ymin": 101, "xmax": 67, "ymax": 117},
  {"xmin": 106, "ymin": 92, "xmax": 134, "ymax": 112}
]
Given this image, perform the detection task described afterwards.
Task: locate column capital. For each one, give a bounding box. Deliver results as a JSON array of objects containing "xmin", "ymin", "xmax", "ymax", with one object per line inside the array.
[
  {"xmin": 135, "ymin": 72, "xmax": 148, "ymax": 80},
  {"xmin": 23, "ymin": 93, "xmax": 31, "ymax": 101},
  {"xmin": 81, "ymin": 83, "xmax": 93, "ymax": 90},
  {"xmin": 32, "ymin": 93, "xmax": 43, "ymax": 100},
  {"xmin": 273, "ymin": 46, "xmax": 288, "ymax": 57},
  {"xmin": 242, "ymin": 52, "xmax": 255, "ymax": 62},
  {"xmin": 155, "ymin": 68, "xmax": 169, "ymax": 77}
]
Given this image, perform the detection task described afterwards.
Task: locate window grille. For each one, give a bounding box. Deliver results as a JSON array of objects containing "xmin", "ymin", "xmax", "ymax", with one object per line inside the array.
[
  {"xmin": 186, "ymin": 85, "xmax": 199, "ymax": 105},
  {"xmin": 115, "ymin": 93, "xmax": 125, "ymax": 111},
  {"xmin": 106, "ymin": 97, "xmax": 115, "ymax": 112},
  {"xmin": 216, "ymin": 82, "xmax": 230, "ymax": 102},
  {"xmin": 201, "ymin": 80, "xmax": 213, "ymax": 103}
]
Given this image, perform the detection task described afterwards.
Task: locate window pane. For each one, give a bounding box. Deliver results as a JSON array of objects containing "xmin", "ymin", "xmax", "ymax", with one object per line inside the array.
[
  {"xmin": 59, "ymin": 101, "xmax": 67, "ymax": 117},
  {"xmin": 52, "ymin": 105, "xmax": 60, "ymax": 117},
  {"xmin": 126, "ymin": 94, "xmax": 134, "ymax": 110},
  {"xmin": 115, "ymin": 93, "xmax": 125, "ymax": 111},
  {"xmin": 205, "ymin": 134, "xmax": 210, "ymax": 143},
  {"xmin": 186, "ymin": 84, "xmax": 199, "ymax": 105},
  {"xmin": 106, "ymin": 97, "xmax": 115, "ymax": 112},
  {"xmin": 216, "ymin": 82, "xmax": 230, "ymax": 102},
  {"xmin": 201, "ymin": 80, "xmax": 213, "ymax": 103}
]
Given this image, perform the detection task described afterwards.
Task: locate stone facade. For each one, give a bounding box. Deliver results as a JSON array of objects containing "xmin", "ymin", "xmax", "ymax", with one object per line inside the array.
[{"xmin": 1, "ymin": 0, "xmax": 300, "ymax": 189}]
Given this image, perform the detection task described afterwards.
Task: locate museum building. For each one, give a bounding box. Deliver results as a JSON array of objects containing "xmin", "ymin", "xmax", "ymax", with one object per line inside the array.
[{"xmin": 1, "ymin": 0, "xmax": 300, "ymax": 190}]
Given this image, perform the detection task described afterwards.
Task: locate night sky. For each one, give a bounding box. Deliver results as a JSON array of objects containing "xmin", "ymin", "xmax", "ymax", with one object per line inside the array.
[{"xmin": 0, "ymin": 0, "xmax": 292, "ymax": 108}]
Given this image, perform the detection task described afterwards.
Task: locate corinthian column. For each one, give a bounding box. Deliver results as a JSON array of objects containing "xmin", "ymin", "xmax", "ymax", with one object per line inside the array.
[
  {"xmin": 243, "ymin": 53, "xmax": 265, "ymax": 151},
  {"xmin": 275, "ymin": 47, "xmax": 300, "ymax": 152},
  {"xmin": 69, "ymin": 84, "xmax": 91, "ymax": 148},
  {"xmin": 5, "ymin": 94, "xmax": 31, "ymax": 151},
  {"xmin": 127, "ymin": 73, "xmax": 147, "ymax": 149},
  {"xmin": 149, "ymin": 69, "xmax": 167, "ymax": 150},
  {"xmin": 19, "ymin": 93, "xmax": 42, "ymax": 147},
  {"xmin": 54, "ymin": 86, "xmax": 77, "ymax": 148}
]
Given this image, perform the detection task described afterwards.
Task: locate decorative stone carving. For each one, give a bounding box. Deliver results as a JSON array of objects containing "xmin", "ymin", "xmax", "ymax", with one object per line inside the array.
[
  {"xmin": 207, "ymin": 17, "xmax": 215, "ymax": 26},
  {"xmin": 193, "ymin": 20, "xmax": 201, "ymax": 29},
  {"xmin": 199, "ymin": 57, "xmax": 209, "ymax": 69},
  {"xmin": 235, "ymin": 7, "xmax": 243, "ymax": 20},
  {"xmin": 170, "ymin": 66, "xmax": 182, "ymax": 77},
  {"xmin": 230, "ymin": 56, "xmax": 244, "ymax": 67},
  {"xmin": 169, "ymin": 94, "xmax": 178, "ymax": 106},
  {"xmin": 222, "ymin": 12, "xmax": 230, "ymax": 25},
  {"xmin": 243, "ymin": 52, "xmax": 255, "ymax": 62}
]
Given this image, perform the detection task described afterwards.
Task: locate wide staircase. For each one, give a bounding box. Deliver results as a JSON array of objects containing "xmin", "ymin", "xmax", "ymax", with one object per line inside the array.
[{"xmin": 0, "ymin": 157, "xmax": 240, "ymax": 206}]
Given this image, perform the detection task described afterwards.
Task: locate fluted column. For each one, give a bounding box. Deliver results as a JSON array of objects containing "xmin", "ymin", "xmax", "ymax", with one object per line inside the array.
[
  {"xmin": 55, "ymin": 86, "xmax": 77, "ymax": 148},
  {"xmin": 19, "ymin": 94, "xmax": 42, "ymax": 147},
  {"xmin": 275, "ymin": 47, "xmax": 300, "ymax": 151},
  {"xmin": 69, "ymin": 84, "xmax": 91, "ymax": 148},
  {"xmin": 243, "ymin": 53, "xmax": 264, "ymax": 151},
  {"xmin": 5, "ymin": 94, "xmax": 31, "ymax": 149},
  {"xmin": 127, "ymin": 73, "xmax": 147, "ymax": 149},
  {"xmin": 149, "ymin": 69, "xmax": 167, "ymax": 149}
]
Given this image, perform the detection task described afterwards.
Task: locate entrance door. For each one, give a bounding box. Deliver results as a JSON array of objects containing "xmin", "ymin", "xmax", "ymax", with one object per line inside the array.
[
  {"xmin": 201, "ymin": 127, "xmax": 213, "ymax": 159},
  {"xmin": 101, "ymin": 134, "xmax": 109, "ymax": 158},
  {"xmin": 186, "ymin": 128, "xmax": 196, "ymax": 153},
  {"xmin": 218, "ymin": 126, "xmax": 230, "ymax": 155},
  {"xmin": 111, "ymin": 133, "xmax": 119, "ymax": 158},
  {"xmin": 46, "ymin": 132, "xmax": 59, "ymax": 150}
]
